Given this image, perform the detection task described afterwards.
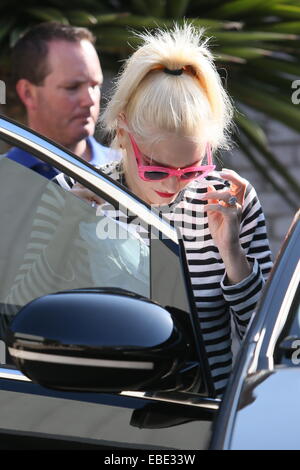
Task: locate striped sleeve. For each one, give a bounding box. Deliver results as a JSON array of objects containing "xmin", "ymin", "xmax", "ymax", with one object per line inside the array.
[
  {"xmin": 221, "ymin": 182, "xmax": 273, "ymax": 337},
  {"xmin": 2, "ymin": 183, "xmax": 66, "ymax": 319},
  {"xmin": 2, "ymin": 181, "xmax": 91, "ymax": 320}
]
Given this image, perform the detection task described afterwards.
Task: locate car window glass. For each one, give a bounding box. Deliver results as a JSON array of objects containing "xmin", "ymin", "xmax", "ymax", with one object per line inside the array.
[
  {"xmin": 0, "ymin": 148, "xmax": 150, "ymax": 344},
  {"xmin": 284, "ymin": 283, "xmax": 300, "ymax": 335},
  {"xmin": 274, "ymin": 282, "xmax": 300, "ymax": 366}
]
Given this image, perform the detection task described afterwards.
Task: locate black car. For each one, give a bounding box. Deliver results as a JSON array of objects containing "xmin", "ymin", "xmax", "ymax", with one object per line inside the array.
[{"xmin": 0, "ymin": 115, "xmax": 299, "ymax": 451}]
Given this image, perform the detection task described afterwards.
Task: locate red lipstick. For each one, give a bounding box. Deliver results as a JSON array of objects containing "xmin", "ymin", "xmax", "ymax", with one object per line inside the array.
[{"xmin": 154, "ymin": 191, "xmax": 176, "ymax": 198}]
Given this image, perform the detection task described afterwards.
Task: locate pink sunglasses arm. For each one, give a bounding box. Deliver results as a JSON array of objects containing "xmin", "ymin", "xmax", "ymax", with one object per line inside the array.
[{"xmin": 206, "ymin": 144, "xmax": 213, "ymax": 166}]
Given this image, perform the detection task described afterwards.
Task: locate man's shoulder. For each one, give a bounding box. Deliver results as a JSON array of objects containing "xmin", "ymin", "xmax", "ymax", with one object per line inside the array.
[
  {"xmin": 6, "ymin": 147, "xmax": 39, "ymax": 167},
  {"xmin": 88, "ymin": 136, "xmax": 121, "ymax": 166},
  {"xmin": 6, "ymin": 146, "xmax": 59, "ymax": 179}
]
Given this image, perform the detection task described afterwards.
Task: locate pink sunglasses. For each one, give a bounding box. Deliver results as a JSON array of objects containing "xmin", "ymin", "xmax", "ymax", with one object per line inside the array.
[{"xmin": 128, "ymin": 133, "xmax": 215, "ymax": 182}]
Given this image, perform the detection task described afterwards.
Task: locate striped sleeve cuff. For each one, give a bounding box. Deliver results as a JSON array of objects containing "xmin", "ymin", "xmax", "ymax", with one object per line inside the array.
[
  {"xmin": 221, "ymin": 256, "xmax": 263, "ymax": 299},
  {"xmin": 220, "ymin": 257, "xmax": 264, "ymax": 335}
]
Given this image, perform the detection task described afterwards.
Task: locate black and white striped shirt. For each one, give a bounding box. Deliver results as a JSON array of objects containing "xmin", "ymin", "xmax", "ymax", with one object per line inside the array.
[{"xmin": 56, "ymin": 161, "xmax": 273, "ymax": 395}]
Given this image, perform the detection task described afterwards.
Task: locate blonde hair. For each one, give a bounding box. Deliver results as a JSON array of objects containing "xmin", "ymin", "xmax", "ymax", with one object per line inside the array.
[{"xmin": 101, "ymin": 23, "xmax": 234, "ymax": 152}]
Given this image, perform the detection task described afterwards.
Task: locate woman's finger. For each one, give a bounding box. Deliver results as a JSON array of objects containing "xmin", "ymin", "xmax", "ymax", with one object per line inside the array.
[
  {"xmin": 219, "ymin": 169, "xmax": 247, "ymax": 204},
  {"xmin": 206, "ymin": 203, "xmax": 228, "ymax": 213},
  {"xmin": 219, "ymin": 168, "xmax": 246, "ymax": 185},
  {"xmin": 71, "ymin": 185, "xmax": 103, "ymax": 205},
  {"xmin": 206, "ymin": 203, "xmax": 242, "ymax": 220},
  {"xmin": 206, "ymin": 185, "xmax": 220, "ymax": 203},
  {"xmin": 201, "ymin": 190, "xmax": 233, "ymax": 204}
]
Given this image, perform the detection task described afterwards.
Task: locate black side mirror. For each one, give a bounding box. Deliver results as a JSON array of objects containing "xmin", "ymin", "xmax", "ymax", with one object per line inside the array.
[{"xmin": 6, "ymin": 288, "xmax": 191, "ymax": 392}]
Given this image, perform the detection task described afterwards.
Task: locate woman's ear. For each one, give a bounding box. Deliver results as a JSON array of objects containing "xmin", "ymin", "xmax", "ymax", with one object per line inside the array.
[
  {"xmin": 116, "ymin": 127, "xmax": 126, "ymax": 149},
  {"xmin": 116, "ymin": 113, "xmax": 129, "ymax": 148},
  {"xmin": 117, "ymin": 127, "xmax": 125, "ymax": 138},
  {"xmin": 117, "ymin": 127, "xmax": 125, "ymax": 149},
  {"xmin": 117, "ymin": 112, "xmax": 127, "ymax": 129}
]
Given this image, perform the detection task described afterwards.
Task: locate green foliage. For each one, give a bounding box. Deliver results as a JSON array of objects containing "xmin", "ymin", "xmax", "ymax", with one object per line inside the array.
[{"xmin": 0, "ymin": 0, "xmax": 299, "ymax": 206}]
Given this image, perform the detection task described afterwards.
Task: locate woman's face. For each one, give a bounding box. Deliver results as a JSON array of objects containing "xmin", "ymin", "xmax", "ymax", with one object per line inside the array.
[{"xmin": 122, "ymin": 131, "xmax": 205, "ymax": 205}]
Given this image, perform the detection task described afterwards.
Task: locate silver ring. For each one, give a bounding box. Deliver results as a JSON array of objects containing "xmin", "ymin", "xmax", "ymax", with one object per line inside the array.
[
  {"xmin": 227, "ymin": 196, "xmax": 238, "ymax": 207},
  {"xmin": 91, "ymin": 201, "xmax": 96, "ymax": 208}
]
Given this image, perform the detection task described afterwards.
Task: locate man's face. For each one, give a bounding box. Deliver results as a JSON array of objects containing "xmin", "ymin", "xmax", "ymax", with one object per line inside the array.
[{"xmin": 31, "ymin": 39, "xmax": 103, "ymax": 148}]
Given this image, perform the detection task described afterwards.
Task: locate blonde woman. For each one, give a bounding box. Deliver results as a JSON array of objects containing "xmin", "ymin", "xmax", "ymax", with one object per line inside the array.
[
  {"xmin": 57, "ymin": 24, "xmax": 272, "ymax": 395},
  {"xmin": 10, "ymin": 24, "xmax": 273, "ymax": 395}
]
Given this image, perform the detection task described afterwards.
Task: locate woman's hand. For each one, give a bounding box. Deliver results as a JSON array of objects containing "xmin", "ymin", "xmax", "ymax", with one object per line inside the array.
[
  {"xmin": 204, "ymin": 185, "xmax": 241, "ymax": 247},
  {"xmin": 201, "ymin": 169, "xmax": 251, "ymax": 284},
  {"xmin": 71, "ymin": 182, "xmax": 104, "ymax": 207},
  {"xmin": 219, "ymin": 168, "xmax": 247, "ymax": 208}
]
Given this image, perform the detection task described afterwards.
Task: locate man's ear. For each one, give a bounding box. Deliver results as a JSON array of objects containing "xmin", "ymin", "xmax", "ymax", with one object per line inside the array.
[{"xmin": 15, "ymin": 79, "xmax": 38, "ymax": 111}]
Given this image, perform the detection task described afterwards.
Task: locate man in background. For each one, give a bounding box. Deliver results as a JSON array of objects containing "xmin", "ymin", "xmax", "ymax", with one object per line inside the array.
[{"xmin": 7, "ymin": 21, "xmax": 118, "ymax": 178}]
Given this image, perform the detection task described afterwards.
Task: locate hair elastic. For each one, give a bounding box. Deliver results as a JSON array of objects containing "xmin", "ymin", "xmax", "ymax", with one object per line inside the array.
[{"xmin": 163, "ymin": 68, "xmax": 183, "ymax": 76}]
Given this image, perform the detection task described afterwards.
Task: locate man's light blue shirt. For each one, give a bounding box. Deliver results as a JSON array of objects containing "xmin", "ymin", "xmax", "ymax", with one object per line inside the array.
[{"xmin": 6, "ymin": 136, "xmax": 120, "ymax": 179}]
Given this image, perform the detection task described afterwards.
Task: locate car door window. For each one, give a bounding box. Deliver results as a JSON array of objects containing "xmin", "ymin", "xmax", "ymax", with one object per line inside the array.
[
  {"xmin": 0, "ymin": 127, "xmax": 199, "ymax": 372},
  {"xmin": 0, "ymin": 150, "xmax": 152, "ymax": 340}
]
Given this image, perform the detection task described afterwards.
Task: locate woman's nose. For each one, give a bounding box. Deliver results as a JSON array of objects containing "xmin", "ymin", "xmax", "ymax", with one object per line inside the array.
[{"xmin": 162, "ymin": 175, "xmax": 180, "ymax": 192}]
